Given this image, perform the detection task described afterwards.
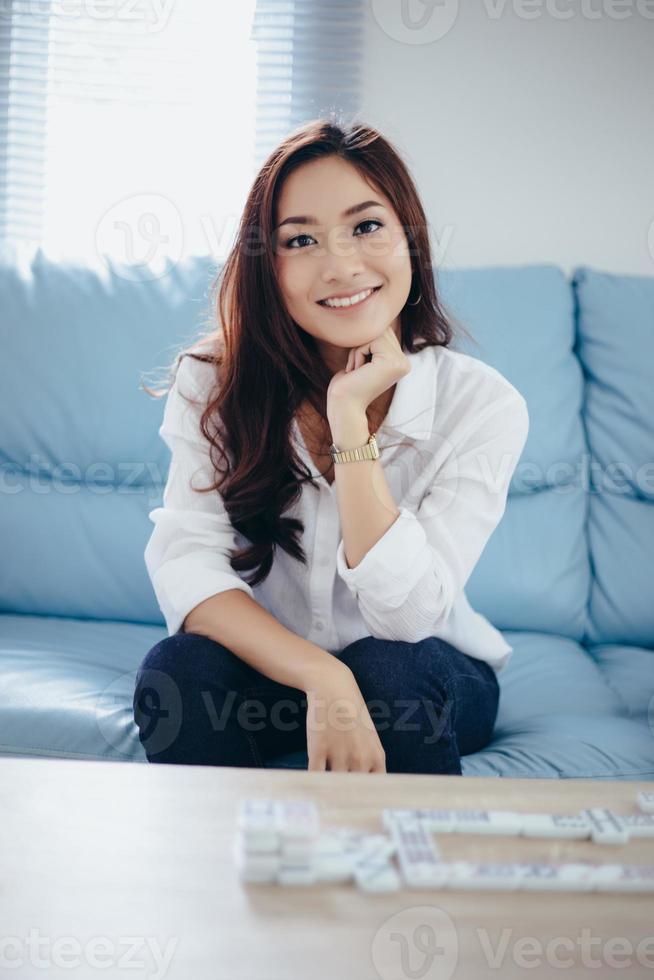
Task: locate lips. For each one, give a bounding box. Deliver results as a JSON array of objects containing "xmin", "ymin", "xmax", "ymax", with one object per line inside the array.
[{"xmin": 317, "ymin": 285, "xmax": 382, "ymax": 307}]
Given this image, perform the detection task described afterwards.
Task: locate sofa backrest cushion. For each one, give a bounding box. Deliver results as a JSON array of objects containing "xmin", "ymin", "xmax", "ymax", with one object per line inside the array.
[
  {"xmin": 441, "ymin": 265, "xmax": 591, "ymax": 642},
  {"xmin": 0, "ymin": 249, "xmax": 217, "ymax": 625},
  {"xmin": 573, "ymin": 266, "xmax": 654, "ymax": 648}
]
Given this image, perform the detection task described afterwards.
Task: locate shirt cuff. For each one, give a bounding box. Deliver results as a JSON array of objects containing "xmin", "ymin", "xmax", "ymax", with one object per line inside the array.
[{"xmin": 336, "ymin": 507, "xmax": 434, "ymax": 609}]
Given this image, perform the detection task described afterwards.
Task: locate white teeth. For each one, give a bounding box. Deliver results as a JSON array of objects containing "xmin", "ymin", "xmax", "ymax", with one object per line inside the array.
[{"xmin": 322, "ymin": 287, "xmax": 375, "ymax": 309}]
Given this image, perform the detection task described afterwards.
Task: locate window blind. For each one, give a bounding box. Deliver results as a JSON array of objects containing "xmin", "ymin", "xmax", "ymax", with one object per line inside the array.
[
  {"xmin": 0, "ymin": 0, "xmax": 258, "ymax": 264},
  {"xmin": 0, "ymin": 0, "xmax": 51, "ymax": 244},
  {"xmin": 251, "ymin": 0, "xmax": 365, "ymax": 169}
]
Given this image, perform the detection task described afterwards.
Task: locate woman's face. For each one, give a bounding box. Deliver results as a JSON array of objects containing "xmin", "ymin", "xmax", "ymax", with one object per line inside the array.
[{"xmin": 272, "ymin": 156, "xmax": 413, "ymax": 375}]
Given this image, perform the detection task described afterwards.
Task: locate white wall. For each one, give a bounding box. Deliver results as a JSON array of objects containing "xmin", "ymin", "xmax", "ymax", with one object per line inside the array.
[{"xmin": 360, "ymin": 0, "xmax": 654, "ymax": 277}]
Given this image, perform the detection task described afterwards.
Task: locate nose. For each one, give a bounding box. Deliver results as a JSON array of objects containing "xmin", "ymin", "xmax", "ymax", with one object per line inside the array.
[{"xmin": 319, "ymin": 246, "xmax": 369, "ymax": 288}]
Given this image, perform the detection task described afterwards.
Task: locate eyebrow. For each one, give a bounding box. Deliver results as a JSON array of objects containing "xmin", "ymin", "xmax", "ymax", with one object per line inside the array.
[{"xmin": 274, "ymin": 200, "xmax": 386, "ymax": 230}]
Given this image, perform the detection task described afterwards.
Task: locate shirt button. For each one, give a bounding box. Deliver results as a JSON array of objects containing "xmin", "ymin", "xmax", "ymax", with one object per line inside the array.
[{"xmin": 315, "ymin": 621, "xmax": 324, "ymax": 631}]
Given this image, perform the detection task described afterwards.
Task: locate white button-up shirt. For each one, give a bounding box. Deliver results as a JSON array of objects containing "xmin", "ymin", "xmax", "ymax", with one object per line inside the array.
[{"xmin": 145, "ymin": 340, "xmax": 529, "ymax": 675}]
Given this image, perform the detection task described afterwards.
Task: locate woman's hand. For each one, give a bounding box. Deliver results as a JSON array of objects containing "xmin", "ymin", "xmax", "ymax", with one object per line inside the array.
[
  {"xmin": 304, "ymin": 660, "xmax": 387, "ymax": 773},
  {"xmin": 326, "ymin": 325, "xmax": 411, "ymax": 414}
]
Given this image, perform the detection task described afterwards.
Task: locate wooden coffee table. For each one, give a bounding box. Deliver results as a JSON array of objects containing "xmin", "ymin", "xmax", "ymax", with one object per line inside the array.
[{"xmin": 2, "ymin": 756, "xmax": 653, "ymax": 979}]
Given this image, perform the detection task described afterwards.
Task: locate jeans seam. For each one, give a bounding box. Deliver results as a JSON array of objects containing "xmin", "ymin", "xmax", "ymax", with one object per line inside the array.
[{"xmin": 245, "ymin": 730, "xmax": 265, "ymax": 767}]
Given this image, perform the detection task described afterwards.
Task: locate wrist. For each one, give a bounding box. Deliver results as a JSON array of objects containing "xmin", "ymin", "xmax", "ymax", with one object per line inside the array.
[
  {"xmin": 328, "ymin": 408, "xmax": 370, "ymax": 451},
  {"xmin": 300, "ymin": 650, "xmax": 352, "ymax": 693},
  {"xmin": 327, "ymin": 395, "xmax": 366, "ymax": 426}
]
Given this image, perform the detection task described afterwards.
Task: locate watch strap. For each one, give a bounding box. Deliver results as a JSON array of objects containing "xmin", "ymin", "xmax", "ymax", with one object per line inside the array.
[{"xmin": 329, "ymin": 431, "xmax": 380, "ymax": 464}]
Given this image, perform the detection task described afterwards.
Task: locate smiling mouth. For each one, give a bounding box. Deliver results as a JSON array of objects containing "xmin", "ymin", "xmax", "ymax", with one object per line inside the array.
[{"xmin": 317, "ymin": 285, "xmax": 382, "ymax": 310}]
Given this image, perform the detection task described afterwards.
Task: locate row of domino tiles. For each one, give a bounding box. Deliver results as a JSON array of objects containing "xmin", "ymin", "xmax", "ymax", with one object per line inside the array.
[{"xmin": 233, "ymin": 793, "xmax": 654, "ymax": 893}]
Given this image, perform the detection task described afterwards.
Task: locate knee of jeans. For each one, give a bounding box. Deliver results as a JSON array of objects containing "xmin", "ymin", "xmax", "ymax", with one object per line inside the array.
[
  {"xmin": 342, "ymin": 634, "xmax": 450, "ymax": 674},
  {"xmin": 134, "ymin": 632, "xmax": 204, "ymax": 707},
  {"xmin": 135, "ymin": 631, "xmax": 256, "ymax": 715},
  {"xmin": 135, "ymin": 633, "xmax": 178, "ymax": 687},
  {"xmin": 348, "ymin": 636, "xmax": 455, "ymax": 702},
  {"xmin": 409, "ymin": 636, "xmax": 463, "ymax": 677},
  {"xmin": 139, "ymin": 630, "xmax": 223, "ymax": 676}
]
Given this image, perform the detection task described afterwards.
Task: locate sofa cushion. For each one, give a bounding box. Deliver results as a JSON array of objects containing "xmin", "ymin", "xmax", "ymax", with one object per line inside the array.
[
  {"xmin": 587, "ymin": 643, "xmax": 654, "ymax": 721},
  {"xmin": 573, "ymin": 266, "xmax": 654, "ymax": 647},
  {"xmin": 0, "ymin": 613, "xmax": 150, "ymax": 762},
  {"xmin": 460, "ymin": 633, "xmax": 652, "ymax": 780}
]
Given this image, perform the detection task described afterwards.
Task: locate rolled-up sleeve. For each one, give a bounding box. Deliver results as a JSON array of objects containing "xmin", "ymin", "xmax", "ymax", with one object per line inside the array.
[
  {"xmin": 145, "ymin": 357, "xmax": 254, "ymax": 636},
  {"xmin": 335, "ymin": 391, "xmax": 529, "ymax": 643}
]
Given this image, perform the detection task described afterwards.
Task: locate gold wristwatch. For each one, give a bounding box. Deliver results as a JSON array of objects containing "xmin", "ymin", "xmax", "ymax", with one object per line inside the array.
[{"xmin": 329, "ymin": 431, "xmax": 380, "ymax": 464}]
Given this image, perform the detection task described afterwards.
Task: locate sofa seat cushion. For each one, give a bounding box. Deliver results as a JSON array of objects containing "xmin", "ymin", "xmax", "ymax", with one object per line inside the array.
[
  {"xmin": 460, "ymin": 633, "xmax": 652, "ymax": 778},
  {"xmin": 0, "ymin": 613, "xmax": 150, "ymax": 762},
  {"xmin": 587, "ymin": 643, "xmax": 654, "ymax": 721}
]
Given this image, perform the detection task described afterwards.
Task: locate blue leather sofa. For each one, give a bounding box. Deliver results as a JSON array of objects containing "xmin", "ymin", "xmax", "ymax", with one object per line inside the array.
[{"xmin": 1, "ymin": 251, "xmax": 652, "ymax": 779}]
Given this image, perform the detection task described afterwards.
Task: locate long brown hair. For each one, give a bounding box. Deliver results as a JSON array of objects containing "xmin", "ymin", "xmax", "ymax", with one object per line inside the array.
[{"xmin": 143, "ymin": 116, "xmax": 476, "ymax": 588}]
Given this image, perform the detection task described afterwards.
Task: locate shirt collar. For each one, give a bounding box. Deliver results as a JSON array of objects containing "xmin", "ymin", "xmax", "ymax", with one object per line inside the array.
[{"xmin": 380, "ymin": 343, "xmax": 439, "ymax": 442}]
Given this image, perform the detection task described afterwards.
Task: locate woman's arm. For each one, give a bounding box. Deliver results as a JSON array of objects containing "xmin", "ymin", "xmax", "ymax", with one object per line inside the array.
[
  {"xmin": 335, "ymin": 390, "xmax": 530, "ymax": 642},
  {"xmin": 184, "ymin": 588, "xmax": 347, "ymax": 693}
]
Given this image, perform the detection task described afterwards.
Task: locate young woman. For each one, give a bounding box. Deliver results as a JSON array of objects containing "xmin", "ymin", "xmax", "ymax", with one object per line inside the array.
[{"xmin": 134, "ymin": 117, "xmax": 529, "ymax": 775}]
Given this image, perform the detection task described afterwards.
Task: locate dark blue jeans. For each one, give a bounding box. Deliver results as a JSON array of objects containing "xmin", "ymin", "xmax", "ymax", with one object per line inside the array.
[{"xmin": 133, "ymin": 632, "xmax": 500, "ymax": 774}]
